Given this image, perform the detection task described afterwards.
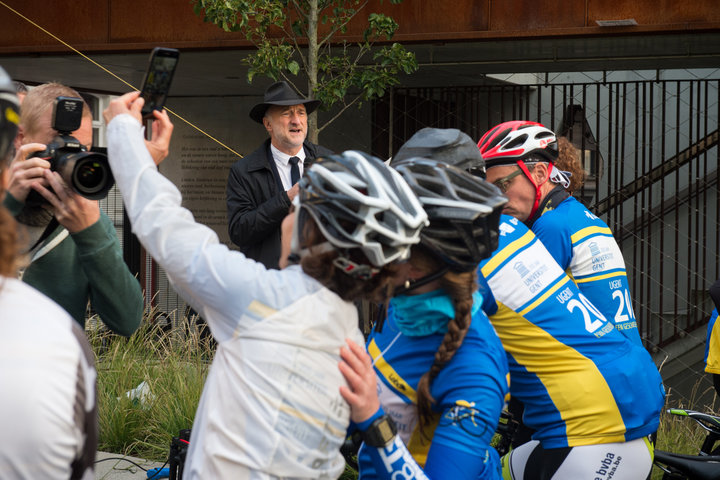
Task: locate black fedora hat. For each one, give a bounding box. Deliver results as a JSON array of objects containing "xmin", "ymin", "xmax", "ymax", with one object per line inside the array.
[{"xmin": 249, "ymin": 81, "xmax": 321, "ymax": 123}]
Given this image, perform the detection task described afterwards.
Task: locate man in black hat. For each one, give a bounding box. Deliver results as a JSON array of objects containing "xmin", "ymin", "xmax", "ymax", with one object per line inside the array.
[{"xmin": 226, "ymin": 81, "xmax": 332, "ymax": 269}]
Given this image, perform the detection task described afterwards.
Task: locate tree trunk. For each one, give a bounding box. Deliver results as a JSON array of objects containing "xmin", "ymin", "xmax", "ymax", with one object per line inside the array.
[{"xmin": 307, "ymin": 0, "xmax": 319, "ymax": 144}]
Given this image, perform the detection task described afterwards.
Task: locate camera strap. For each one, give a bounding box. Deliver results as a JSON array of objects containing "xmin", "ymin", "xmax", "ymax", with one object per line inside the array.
[
  {"xmin": 27, "ymin": 217, "xmax": 59, "ymax": 254},
  {"xmin": 19, "ymin": 218, "xmax": 66, "ymax": 281}
]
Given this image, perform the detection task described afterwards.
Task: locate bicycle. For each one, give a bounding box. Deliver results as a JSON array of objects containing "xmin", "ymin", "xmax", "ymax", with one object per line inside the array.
[{"xmin": 653, "ymin": 408, "xmax": 720, "ymax": 480}]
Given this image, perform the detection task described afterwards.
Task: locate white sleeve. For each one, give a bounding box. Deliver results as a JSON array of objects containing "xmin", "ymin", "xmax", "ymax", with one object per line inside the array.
[{"xmin": 105, "ymin": 114, "xmax": 291, "ymax": 341}]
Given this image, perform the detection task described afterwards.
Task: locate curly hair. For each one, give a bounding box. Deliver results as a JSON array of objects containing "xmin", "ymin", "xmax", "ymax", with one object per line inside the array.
[
  {"xmin": 0, "ymin": 205, "xmax": 18, "ymax": 277},
  {"xmin": 554, "ymin": 136, "xmax": 586, "ymax": 194},
  {"xmin": 409, "ymin": 246, "xmax": 476, "ymax": 434},
  {"xmin": 297, "ymin": 214, "xmax": 401, "ymax": 304},
  {"xmin": 0, "ymin": 152, "xmax": 19, "ymax": 276}
]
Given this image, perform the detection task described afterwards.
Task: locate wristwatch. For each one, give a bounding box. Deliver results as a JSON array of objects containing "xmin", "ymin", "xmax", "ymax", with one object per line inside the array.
[{"xmin": 361, "ymin": 414, "xmax": 397, "ymax": 448}]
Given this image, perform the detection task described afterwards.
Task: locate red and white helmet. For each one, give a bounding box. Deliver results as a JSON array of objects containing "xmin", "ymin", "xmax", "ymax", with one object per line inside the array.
[{"xmin": 477, "ymin": 120, "xmax": 558, "ymax": 167}]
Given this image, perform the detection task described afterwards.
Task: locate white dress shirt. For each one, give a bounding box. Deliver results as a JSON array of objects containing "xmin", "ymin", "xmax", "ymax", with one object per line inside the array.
[{"xmin": 271, "ymin": 144, "xmax": 305, "ymax": 189}]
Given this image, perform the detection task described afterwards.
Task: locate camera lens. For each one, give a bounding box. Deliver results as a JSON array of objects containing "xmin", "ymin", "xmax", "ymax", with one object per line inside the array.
[
  {"xmin": 71, "ymin": 153, "xmax": 114, "ymax": 198},
  {"xmin": 57, "ymin": 151, "xmax": 114, "ymax": 200},
  {"xmin": 76, "ymin": 159, "xmax": 104, "ymax": 190}
]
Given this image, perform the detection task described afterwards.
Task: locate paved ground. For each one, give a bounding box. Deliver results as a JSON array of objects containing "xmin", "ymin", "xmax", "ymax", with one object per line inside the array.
[{"xmin": 95, "ymin": 451, "xmax": 167, "ymax": 480}]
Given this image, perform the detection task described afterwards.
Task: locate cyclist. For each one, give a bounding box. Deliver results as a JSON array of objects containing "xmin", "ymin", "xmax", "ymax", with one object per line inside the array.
[
  {"xmin": 400, "ymin": 127, "xmax": 665, "ymax": 479},
  {"xmin": 103, "ymin": 91, "xmax": 428, "ymax": 479},
  {"xmin": 705, "ymin": 277, "xmax": 720, "ymax": 397},
  {"xmin": 479, "ymin": 214, "xmax": 664, "ymax": 479},
  {"xmin": 0, "ymin": 67, "xmax": 97, "ymax": 479},
  {"xmin": 340, "ymin": 158, "xmax": 510, "ymax": 479},
  {"xmin": 478, "ymin": 120, "xmax": 643, "ymax": 346}
]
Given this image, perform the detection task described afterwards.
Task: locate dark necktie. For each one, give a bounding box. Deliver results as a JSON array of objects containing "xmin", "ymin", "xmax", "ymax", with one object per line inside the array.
[{"xmin": 289, "ymin": 156, "xmax": 301, "ymax": 185}]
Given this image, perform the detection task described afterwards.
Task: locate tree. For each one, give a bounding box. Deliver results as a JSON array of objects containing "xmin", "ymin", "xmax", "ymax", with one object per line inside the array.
[{"xmin": 193, "ymin": 0, "xmax": 418, "ymax": 143}]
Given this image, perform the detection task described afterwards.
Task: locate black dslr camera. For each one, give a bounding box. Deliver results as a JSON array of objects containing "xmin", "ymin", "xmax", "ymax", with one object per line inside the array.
[{"xmin": 28, "ymin": 96, "xmax": 113, "ymax": 204}]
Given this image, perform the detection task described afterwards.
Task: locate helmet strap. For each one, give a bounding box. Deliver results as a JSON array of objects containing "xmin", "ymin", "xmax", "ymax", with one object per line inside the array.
[
  {"xmin": 517, "ymin": 160, "xmax": 549, "ymax": 219},
  {"xmin": 393, "ymin": 265, "xmax": 449, "ymax": 297},
  {"xmin": 333, "ymin": 255, "xmax": 380, "ymax": 280}
]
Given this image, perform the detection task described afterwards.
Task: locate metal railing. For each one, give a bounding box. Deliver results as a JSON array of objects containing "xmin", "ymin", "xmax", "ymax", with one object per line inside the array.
[
  {"xmin": 109, "ymin": 74, "xmax": 720, "ymax": 351},
  {"xmin": 375, "ymin": 77, "xmax": 720, "ymax": 349}
]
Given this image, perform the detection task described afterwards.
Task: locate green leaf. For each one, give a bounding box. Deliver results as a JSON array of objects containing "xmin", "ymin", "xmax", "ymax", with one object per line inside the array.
[{"xmin": 191, "ymin": 0, "xmax": 417, "ymax": 131}]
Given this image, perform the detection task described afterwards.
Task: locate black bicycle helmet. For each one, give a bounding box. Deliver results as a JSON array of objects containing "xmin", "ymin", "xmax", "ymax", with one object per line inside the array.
[
  {"xmin": 298, "ymin": 150, "xmax": 428, "ymax": 274},
  {"xmin": 394, "ymin": 158, "xmax": 507, "ymax": 271},
  {"xmin": 0, "ymin": 66, "xmax": 19, "ymax": 163},
  {"xmin": 477, "ymin": 120, "xmax": 558, "ymax": 167},
  {"xmin": 392, "ymin": 127, "xmax": 486, "ymax": 177}
]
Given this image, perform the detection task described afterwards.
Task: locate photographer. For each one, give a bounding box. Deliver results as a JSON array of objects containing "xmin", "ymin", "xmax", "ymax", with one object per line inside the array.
[
  {"xmin": 0, "ymin": 69, "xmax": 98, "ymax": 480},
  {"xmin": 4, "ymin": 82, "xmax": 143, "ymax": 335}
]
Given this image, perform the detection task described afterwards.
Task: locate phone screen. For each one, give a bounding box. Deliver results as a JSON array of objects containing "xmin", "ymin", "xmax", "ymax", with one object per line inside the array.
[{"xmin": 140, "ymin": 48, "xmax": 179, "ymax": 117}]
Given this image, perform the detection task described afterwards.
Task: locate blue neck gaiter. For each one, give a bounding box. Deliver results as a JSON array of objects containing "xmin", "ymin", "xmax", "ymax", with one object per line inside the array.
[{"xmin": 389, "ymin": 289, "xmax": 483, "ymax": 337}]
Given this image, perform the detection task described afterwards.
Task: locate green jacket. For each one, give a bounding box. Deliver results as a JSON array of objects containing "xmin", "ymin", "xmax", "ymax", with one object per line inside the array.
[{"xmin": 5, "ymin": 193, "xmax": 143, "ymax": 336}]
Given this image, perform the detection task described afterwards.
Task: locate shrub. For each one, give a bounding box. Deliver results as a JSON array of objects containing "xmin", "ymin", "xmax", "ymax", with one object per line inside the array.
[{"xmin": 88, "ymin": 309, "xmax": 212, "ymax": 461}]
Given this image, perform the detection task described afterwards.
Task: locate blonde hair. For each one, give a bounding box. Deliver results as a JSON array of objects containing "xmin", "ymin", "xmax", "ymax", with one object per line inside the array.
[{"xmin": 20, "ymin": 83, "xmax": 91, "ymax": 139}]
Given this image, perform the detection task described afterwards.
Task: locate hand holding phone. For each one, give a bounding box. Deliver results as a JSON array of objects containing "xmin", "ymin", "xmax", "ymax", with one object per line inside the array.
[{"xmin": 139, "ymin": 47, "xmax": 180, "ymax": 120}]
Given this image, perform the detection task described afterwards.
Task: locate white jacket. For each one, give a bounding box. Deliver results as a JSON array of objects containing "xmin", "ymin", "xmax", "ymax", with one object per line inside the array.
[
  {"xmin": 107, "ymin": 115, "xmax": 364, "ymax": 479},
  {"xmin": 0, "ymin": 277, "xmax": 96, "ymax": 480}
]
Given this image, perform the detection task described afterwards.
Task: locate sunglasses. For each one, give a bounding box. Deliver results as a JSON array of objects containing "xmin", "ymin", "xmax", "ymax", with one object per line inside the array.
[
  {"xmin": 492, "ymin": 164, "xmax": 537, "ymax": 193},
  {"xmin": 492, "ymin": 169, "xmax": 524, "ymax": 193}
]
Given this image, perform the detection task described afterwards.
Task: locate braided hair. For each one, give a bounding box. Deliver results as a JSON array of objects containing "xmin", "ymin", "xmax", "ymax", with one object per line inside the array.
[{"xmin": 411, "ymin": 246, "xmax": 477, "ymax": 433}]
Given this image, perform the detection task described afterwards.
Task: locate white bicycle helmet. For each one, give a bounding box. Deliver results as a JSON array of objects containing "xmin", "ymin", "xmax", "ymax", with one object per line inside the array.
[
  {"xmin": 395, "ymin": 158, "xmax": 507, "ymax": 271},
  {"xmin": 298, "ymin": 150, "xmax": 428, "ymax": 273},
  {"xmin": 477, "ymin": 120, "xmax": 558, "ymax": 167}
]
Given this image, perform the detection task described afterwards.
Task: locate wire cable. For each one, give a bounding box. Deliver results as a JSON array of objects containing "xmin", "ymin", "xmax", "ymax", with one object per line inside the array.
[
  {"xmin": 0, "ymin": 0, "xmax": 243, "ymax": 158},
  {"xmin": 94, "ymin": 456, "xmax": 169, "ymax": 478}
]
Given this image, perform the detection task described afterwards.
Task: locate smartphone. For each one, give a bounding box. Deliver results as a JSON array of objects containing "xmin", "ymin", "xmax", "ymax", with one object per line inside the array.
[{"xmin": 139, "ymin": 47, "xmax": 180, "ymax": 119}]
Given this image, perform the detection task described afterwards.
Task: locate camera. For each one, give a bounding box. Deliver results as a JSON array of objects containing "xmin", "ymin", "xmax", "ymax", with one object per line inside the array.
[{"xmin": 28, "ymin": 96, "xmax": 114, "ymax": 204}]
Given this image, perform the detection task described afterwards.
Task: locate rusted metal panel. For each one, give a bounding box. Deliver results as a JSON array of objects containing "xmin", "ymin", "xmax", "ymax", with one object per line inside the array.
[
  {"xmin": 489, "ymin": 0, "xmax": 586, "ymax": 31},
  {"xmin": 0, "ymin": 0, "xmax": 109, "ymax": 49},
  {"xmin": 385, "ymin": 0, "xmax": 489, "ymax": 37},
  {"xmin": 108, "ymin": 0, "xmax": 247, "ymax": 44},
  {"xmin": 589, "ymin": 0, "xmax": 720, "ymax": 26},
  {"xmin": 1, "ymin": 0, "xmax": 719, "ymax": 54}
]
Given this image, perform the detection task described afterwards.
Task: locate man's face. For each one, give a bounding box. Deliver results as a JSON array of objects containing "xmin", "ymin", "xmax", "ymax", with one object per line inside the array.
[
  {"xmin": 21, "ymin": 105, "xmax": 93, "ymax": 148},
  {"xmin": 263, "ymin": 104, "xmax": 307, "ymax": 155},
  {"xmin": 485, "ymin": 165, "xmax": 536, "ymax": 222},
  {"xmin": 15, "ymin": 104, "xmax": 94, "ymax": 225}
]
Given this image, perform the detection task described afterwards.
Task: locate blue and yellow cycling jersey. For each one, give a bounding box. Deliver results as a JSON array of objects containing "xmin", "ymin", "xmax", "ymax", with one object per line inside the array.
[
  {"xmin": 478, "ymin": 215, "xmax": 664, "ymax": 449},
  {"xmin": 531, "ymin": 195, "xmax": 642, "ymax": 345},
  {"xmin": 705, "ymin": 309, "xmax": 720, "ymax": 374},
  {"xmin": 358, "ymin": 290, "xmax": 509, "ymax": 479}
]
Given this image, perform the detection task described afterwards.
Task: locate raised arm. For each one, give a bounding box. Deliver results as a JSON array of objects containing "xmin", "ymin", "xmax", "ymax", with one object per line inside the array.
[{"xmin": 103, "ymin": 92, "xmax": 280, "ymax": 341}]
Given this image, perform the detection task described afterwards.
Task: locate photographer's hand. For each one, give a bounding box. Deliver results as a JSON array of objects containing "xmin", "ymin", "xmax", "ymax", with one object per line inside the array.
[
  {"xmin": 33, "ymin": 170, "xmax": 100, "ymax": 233},
  {"xmin": 145, "ymin": 109, "xmax": 174, "ymax": 165},
  {"xmin": 7, "ymin": 143, "xmax": 50, "ymax": 203}
]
